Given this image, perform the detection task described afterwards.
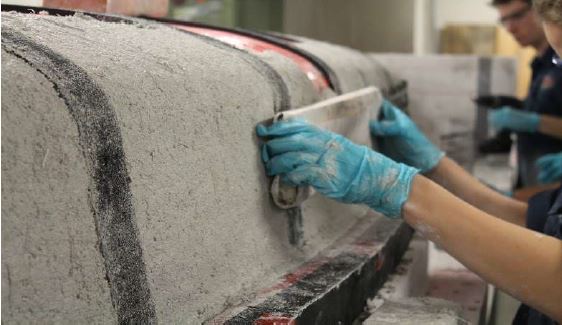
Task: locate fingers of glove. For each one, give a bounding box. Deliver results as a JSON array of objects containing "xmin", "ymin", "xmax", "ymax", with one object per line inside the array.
[
  {"xmin": 261, "ymin": 144, "xmax": 270, "ymax": 163},
  {"xmin": 552, "ymin": 169, "xmax": 562, "ymax": 181},
  {"xmin": 539, "ymin": 160, "xmax": 558, "ymax": 179},
  {"xmin": 264, "ymin": 132, "xmax": 328, "ymax": 157},
  {"xmin": 380, "ymin": 100, "xmax": 393, "ymax": 114},
  {"xmin": 256, "ymin": 118, "xmax": 315, "ymax": 137},
  {"xmin": 371, "ymin": 101, "xmax": 408, "ymax": 135},
  {"xmin": 499, "ymin": 106, "xmax": 514, "ymax": 112},
  {"xmin": 380, "ymin": 100, "xmax": 402, "ymax": 120},
  {"xmin": 536, "ymin": 155, "xmax": 555, "ymax": 169},
  {"xmin": 280, "ymin": 165, "xmax": 325, "ymax": 187},
  {"xmin": 538, "ymin": 169, "xmax": 559, "ymax": 184},
  {"xmin": 489, "ymin": 109, "xmax": 501, "ymax": 121},
  {"xmin": 369, "ymin": 119, "xmax": 401, "ymax": 136},
  {"xmin": 488, "ymin": 110, "xmax": 506, "ymax": 129},
  {"xmin": 538, "ymin": 171, "xmax": 549, "ymax": 184},
  {"xmin": 265, "ymin": 152, "xmax": 319, "ymax": 176}
]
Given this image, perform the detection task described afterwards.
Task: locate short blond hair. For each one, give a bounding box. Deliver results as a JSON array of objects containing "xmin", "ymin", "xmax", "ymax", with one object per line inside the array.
[{"xmin": 534, "ymin": 0, "xmax": 562, "ymax": 26}]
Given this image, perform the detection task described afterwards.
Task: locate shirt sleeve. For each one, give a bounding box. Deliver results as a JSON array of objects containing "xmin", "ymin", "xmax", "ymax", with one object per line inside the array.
[{"xmin": 530, "ymin": 69, "xmax": 562, "ymax": 117}]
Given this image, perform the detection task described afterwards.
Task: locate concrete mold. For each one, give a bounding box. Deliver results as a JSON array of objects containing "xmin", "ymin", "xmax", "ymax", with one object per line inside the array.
[{"xmin": 1, "ymin": 11, "xmax": 405, "ymax": 323}]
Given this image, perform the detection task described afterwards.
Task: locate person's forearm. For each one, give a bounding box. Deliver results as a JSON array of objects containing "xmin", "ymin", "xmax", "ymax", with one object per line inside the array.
[
  {"xmin": 403, "ymin": 175, "xmax": 562, "ymax": 322},
  {"xmin": 426, "ymin": 157, "xmax": 527, "ymax": 226},
  {"xmin": 539, "ymin": 115, "xmax": 562, "ymax": 139}
]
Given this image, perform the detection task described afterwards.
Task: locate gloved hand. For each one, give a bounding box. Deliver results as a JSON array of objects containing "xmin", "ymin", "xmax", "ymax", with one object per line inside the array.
[
  {"xmin": 488, "ymin": 106, "xmax": 540, "ymax": 133},
  {"xmin": 369, "ymin": 100, "xmax": 444, "ymax": 173},
  {"xmin": 536, "ymin": 152, "xmax": 562, "ymax": 184},
  {"xmin": 256, "ymin": 118, "xmax": 419, "ymax": 218}
]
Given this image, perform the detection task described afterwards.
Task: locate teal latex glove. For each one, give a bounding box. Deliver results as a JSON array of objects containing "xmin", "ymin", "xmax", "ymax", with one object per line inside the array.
[
  {"xmin": 536, "ymin": 152, "xmax": 562, "ymax": 184},
  {"xmin": 488, "ymin": 106, "xmax": 540, "ymax": 133},
  {"xmin": 369, "ymin": 100, "xmax": 445, "ymax": 173},
  {"xmin": 256, "ymin": 118, "xmax": 419, "ymax": 218}
]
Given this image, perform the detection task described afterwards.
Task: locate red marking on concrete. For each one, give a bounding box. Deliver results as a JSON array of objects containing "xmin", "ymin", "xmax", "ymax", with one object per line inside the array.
[
  {"xmin": 262, "ymin": 258, "xmax": 329, "ymax": 294},
  {"xmin": 173, "ymin": 26, "xmax": 330, "ymax": 93},
  {"xmin": 255, "ymin": 313, "xmax": 296, "ymax": 325},
  {"xmin": 375, "ymin": 252, "xmax": 385, "ymax": 271}
]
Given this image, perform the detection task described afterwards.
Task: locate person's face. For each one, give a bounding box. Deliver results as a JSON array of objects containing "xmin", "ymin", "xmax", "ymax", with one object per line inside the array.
[
  {"xmin": 496, "ymin": 0, "xmax": 545, "ymax": 48},
  {"xmin": 543, "ymin": 22, "xmax": 562, "ymax": 58}
]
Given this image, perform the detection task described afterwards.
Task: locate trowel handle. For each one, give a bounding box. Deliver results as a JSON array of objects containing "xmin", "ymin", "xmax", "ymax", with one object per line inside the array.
[
  {"xmin": 269, "ymin": 112, "xmax": 315, "ymax": 209},
  {"xmin": 270, "ymin": 176, "xmax": 315, "ymax": 209}
]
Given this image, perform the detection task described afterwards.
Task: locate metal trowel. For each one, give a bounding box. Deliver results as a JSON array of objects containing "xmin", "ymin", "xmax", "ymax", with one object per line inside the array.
[{"xmin": 268, "ymin": 86, "xmax": 383, "ymax": 209}]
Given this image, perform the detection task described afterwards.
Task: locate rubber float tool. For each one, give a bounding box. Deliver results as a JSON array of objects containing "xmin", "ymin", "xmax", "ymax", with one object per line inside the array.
[{"xmin": 264, "ymin": 86, "xmax": 383, "ymax": 209}]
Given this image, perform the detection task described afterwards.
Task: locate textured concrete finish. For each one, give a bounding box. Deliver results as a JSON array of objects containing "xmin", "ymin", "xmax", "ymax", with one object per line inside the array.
[
  {"xmin": 1, "ymin": 12, "xmax": 402, "ymax": 323},
  {"xmin": 256, "ymin": 51, "xmax": 324, "ymax": 109},
  {"xmin": 1, "ymin": 48, "xmax": 117, "ymax": 324},
  {"xmin": 371, "ymin": 54, "xmax": 516, "ymax": 171},
  {"xmin": 213, "ymin": 215, "xmax": 413, "ymax": 324}
]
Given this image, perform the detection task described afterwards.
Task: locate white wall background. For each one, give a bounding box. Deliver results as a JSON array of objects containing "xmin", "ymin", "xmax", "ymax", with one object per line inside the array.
[
  {"xmin": 415, "ymin": 0, "xmax": 500, "ymax": 54},
  {"xmin": 433, "ymin": 0, "xmax": 499, "ymax": 30},
  {"xmin": 1, "ymin": 0, "xmax": 42, "ymax": 5},
  {"xmin": 283, "ymin": 0, "xmax": 415, "ymax": 53}
]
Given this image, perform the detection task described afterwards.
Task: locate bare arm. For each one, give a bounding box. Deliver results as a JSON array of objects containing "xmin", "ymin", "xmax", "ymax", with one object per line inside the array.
[
  {"xmin": 403, "ymin": 175, "xmax": 562, "ymax": 322},
  {"xmin": 539, "ymin": 114, "xmax": 562, "ymax": 139},
  {"xmin": 426, "ymin": 157, "xmax": 528, "ymax": 226}
]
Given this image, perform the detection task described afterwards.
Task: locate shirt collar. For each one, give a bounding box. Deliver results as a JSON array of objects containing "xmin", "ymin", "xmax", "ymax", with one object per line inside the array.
[{"xmin": 531, "ymin": 47, "xmax": 556, "ymax": 71}]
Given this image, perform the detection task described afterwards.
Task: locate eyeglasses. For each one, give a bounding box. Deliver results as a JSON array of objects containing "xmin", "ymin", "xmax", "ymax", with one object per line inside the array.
[
  {"xmin": 499, "ymin": 6, "xmax": 532, "ymax": 26},
  {"xmin": 553, "ymin": 56, "xmax": 562, "ymax": 68}
]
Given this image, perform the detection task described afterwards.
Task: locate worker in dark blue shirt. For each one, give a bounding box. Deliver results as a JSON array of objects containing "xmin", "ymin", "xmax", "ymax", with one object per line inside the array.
[
  {"xmin": 489, "ymin": 47, "xmax": 562, "ymax": 186},
  {"xmin": 489, "ymin": 0, "xmax": 562, "ymax": 187}
]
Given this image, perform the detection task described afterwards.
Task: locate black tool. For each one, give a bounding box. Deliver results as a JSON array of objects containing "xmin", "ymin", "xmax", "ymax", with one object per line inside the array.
[{"xmin": 473, "ymin": 95, "xmax": 524, "ymax": 109}]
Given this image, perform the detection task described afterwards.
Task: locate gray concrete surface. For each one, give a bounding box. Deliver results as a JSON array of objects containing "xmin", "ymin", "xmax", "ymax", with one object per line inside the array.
[
  {"xmin": 2, "ymin": 48, "xmax": 117, "ymax": 324},
  {"xmin": 1, "ymin": 12, "xmax": 400, "ymax": 323}
]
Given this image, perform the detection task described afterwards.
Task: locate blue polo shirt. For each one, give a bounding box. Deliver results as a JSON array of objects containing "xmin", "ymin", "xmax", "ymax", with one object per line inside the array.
[{"xmin": 517, "ymin": 47, "xmax": 562, "ymax": 186}]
